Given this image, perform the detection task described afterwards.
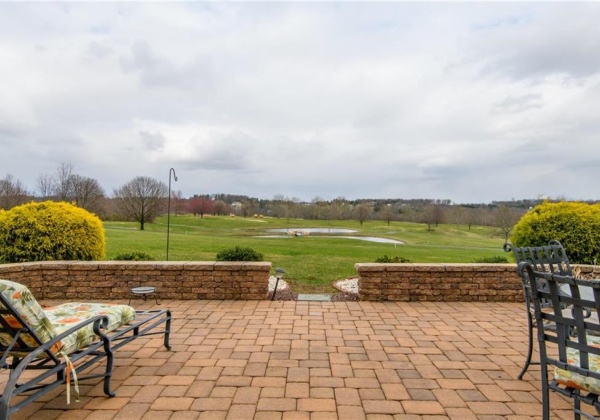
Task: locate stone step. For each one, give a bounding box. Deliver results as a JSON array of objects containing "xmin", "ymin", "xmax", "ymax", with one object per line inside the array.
[{"xmin": 297, "ymin": 294, "xmax": 331, "ymax": 302}]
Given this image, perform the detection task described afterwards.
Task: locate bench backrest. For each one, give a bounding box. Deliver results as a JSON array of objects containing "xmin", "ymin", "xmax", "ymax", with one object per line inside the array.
[
  {"xmin": 504, "ymin": 240, "xmax": 572, "ymax": 311},
  {"xmin": 504, "ymin": 240, "xmax": 572, "ymax": 277},
  {"xmin": 0, "ymin": 280, "xmax": 60, "ymax": 359}
]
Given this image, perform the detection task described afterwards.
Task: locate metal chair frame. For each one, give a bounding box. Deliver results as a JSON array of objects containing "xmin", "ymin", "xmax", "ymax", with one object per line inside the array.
[
  {"xmin": 504, "ymin": 240, "xmax": 572, "ymax": 379},
  {"xmin": 524, "ymin": 263, "xmax": 600, "ymax": 419},
  {"xmin": 0, "ymin": 293, "xmax": 171, "ymax": 420}
]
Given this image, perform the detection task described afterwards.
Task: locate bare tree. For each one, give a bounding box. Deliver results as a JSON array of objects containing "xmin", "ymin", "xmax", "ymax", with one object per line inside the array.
[
  {"xmin": 213, "ymin": 200, "xmax": 228, "ymax": 216},
  {"xmin": 36, "ymin": 173, "xmax": 55, "ymax": 199},
  {"xmin": 113, "ymin": 176, "xmax": 168, "ymax": 230},
  {"xmin": 0, "ymin": 174, "xmax": 30, "ymax": 210},
  {"xmin": 379, "ymin": 204, "xmax": 396, "ymax": 226},
  {"xmin": 421, "ymin": 203, "xmax": 446, "ymax": 231},
  {"xmin": 70, "ymin": 174, "xmax": 106, "ymax": 216},
  {"xmin": 55, "ymin": 162, "xmax": 75, "ymax": 201},
  {"xmin": 354, "ymin": 204, "xmax": 371, "ymax": 227},
  {"xmin": 171, "ymin": 190, "xmax": 185, "ymax": 216},
  {"xmin": 37, "ymin": 163, "xmax": 106, "ymax": 215},
  {"xmin": 495, "ymin": 205, "xmax": 522, "ymax": 243}
]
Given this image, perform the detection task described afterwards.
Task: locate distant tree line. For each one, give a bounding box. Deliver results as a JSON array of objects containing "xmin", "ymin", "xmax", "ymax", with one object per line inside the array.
[{"xmin": 3, "ymin": 162, "xmax": 592, "ymax": 236}]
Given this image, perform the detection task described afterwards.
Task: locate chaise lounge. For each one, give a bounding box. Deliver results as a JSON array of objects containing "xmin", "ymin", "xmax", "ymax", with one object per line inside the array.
[{"xmin": 0, "ymin": 279, "xmax": 171, "ymax": 420}]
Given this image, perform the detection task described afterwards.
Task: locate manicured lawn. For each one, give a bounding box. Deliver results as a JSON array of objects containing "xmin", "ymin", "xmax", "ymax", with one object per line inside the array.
[{"xmin": 104, "ymin": 215, "xmax": 507, "ymax": 291}]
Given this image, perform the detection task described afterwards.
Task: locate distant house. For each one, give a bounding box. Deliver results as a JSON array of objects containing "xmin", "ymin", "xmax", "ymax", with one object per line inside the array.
[{"xmin": 230, "ymin": 201, "xmax": 242, "ymax": 215}]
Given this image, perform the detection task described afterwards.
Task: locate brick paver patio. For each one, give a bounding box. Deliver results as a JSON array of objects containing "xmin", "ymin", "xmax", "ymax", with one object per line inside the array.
[{"xmin": 4, "ymin": 299, "xmax": 594, "ymax": 419}]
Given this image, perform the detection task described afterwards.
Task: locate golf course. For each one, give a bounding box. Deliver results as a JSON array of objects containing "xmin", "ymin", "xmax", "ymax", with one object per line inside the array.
[{"xmin": 105, "ymin": 215, "xmax": 508, "ymax": 293}]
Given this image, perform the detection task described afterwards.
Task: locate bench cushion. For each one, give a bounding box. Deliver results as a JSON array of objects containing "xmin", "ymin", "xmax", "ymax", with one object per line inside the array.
[
  {"xmin": 45, "ymin": 302, "xmax": 136, "ymax": 355},
  {"xmin": 555, "ymin": 338, "xmax": 600, "ymax": 395},
  {"xmin": 1, "ymin": 280, "xmax": 136, "ymax": 357},
  {"xmin": 0, "ymin": 280, "xmax": 59, "ymax": 354}
]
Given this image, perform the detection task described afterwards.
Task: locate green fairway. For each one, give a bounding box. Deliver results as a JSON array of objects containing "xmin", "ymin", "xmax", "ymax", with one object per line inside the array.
[{"xmin": 104, "ymin": 215, "xmax": 507, "ymax": 291}]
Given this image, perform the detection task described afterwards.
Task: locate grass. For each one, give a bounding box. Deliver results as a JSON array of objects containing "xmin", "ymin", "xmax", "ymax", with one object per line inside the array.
[{"xmin": 104, "ymin": 215, "xmax": 507, "ymax": 291}]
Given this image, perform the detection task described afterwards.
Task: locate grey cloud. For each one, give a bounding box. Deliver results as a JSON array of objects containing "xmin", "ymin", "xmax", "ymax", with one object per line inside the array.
[
  {"xmin": 87, "ymin": 42, "xmax": 113, "ymax": 59},
  {"xmin": 120, "ymin": 41, "xmax": 216, "ymax": 91},
  {"xmin": 468, "ymin": 5, "xmax": 600, "ymax": 80},
  {"xmin": 491, "ymin": 94, "xmax": 543, "ymax": 114},
  {"xmin": 175, "ymin": 130, "xmax": 255, "ymax": 171},
  {"xmin": 139, "ymin": 130, "xmax": 166, "ymax": 151}
]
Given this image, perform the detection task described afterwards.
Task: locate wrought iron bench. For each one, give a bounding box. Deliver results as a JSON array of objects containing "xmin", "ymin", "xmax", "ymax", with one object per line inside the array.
[
  {"xmin": 504, "ymin": 240, "xmax": 573, "ymax": 380},
  {"xmin": 0, "ymin": 279, "xmax": 171, "ymax": 420},
  {"xmin": 524, "ymin": 263, "xmax": 600, "ymax": 419}
]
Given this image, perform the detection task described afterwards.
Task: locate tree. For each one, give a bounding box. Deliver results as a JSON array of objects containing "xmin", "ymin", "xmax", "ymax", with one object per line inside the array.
[
  {"xmin": 189, "ymin": 196, "xmax": 214, "ymax": 218},
  {"xmin": 421, "ymin": 203, "xmax": 446, "ymax": 231},
  {"xmin": 0, "ymin": 174, "xmax": 30, "ymax": 210},
  {"xmin": 70, "ymin": 174, "xmax": 106, "ymax": 216},
  {"xmin": 36, "ymin": 162, "xmax": 106, "ymax": 215},
  {"xmin": 171, "ymin": 190, "xmax": 185, "ymax": 216},
  {"xmin": 55, "ymin": 161, "xmax": 75, "ymax": 201},
  {"xmin": 36, "ymin": 173, "xmax": 54, "ymax": 200},
  {"xmin": 495, "ymin": 205, "xmax": 521, "ymax": 243},
  {"xmin": 113, "ymin": 176, "xmax": 168, "ymax": 230},
  {"xmin": 354, "ymin": 204, "xmax": 371, "ymax": 227},
  {"xmin": 213, "ymin": 200, "xmax": 228, "ymax": 216},
  {"xmin": 379, "ymin": 204, "xmax": 395, "ymax": 226}
]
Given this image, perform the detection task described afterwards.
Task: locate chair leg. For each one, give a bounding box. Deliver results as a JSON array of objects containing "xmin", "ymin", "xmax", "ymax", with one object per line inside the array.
[
  {"xmin": 574, "ymin": 394, "xmax": 581, "ymax": 420},
  {"xmin": 100, "ymin": 335, "xmax": 116, "ymax": 397},
  {"xmin": 518, "ymin": 306, "xmax": 535, "ymax": 380},
  {"xmin": 164, "ymin": 310, "xmax": 172, "ymax": 350}
]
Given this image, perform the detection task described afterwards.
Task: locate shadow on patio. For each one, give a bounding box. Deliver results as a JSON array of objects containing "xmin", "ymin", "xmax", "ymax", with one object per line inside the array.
[{"xmin": 4, "ymin": 299, "xmax": 590, "ymax": 419}]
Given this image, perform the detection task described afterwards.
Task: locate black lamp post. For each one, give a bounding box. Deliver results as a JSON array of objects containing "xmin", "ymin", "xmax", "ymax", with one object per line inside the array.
[
  {"xmin": 271, "ymin": 268, "xmax": 286, "ymax": 301},
  {"xmin": 166, "ymin": 168, "xmax": 178, "ymax": 261}
]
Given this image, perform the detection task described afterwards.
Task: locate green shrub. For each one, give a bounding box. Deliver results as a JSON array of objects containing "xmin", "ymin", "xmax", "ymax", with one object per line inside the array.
[
  {"xmin": 0, "ymin": 201, "xmax": 105, "ymax": 263},
  {"xmin": 472, "ymin": 256, "xmax": 509, "ymax": 263},
  {"xmin": 216, "ymin": 246, "xmax": 264, "ymax": 262},
  {"xmin": 375, "ymin": 255, "xmax": 412, "ymax": 263},
  {"xmin": 511, "ymin": 201, "xmax": 600, "ymax": 264},
  {"xmin": 113, "ymin": 252, "xmax": 154, "ymax": 261}
]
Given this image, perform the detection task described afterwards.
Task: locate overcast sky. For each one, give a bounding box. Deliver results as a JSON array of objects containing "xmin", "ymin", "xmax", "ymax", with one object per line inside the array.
[{"xmin": 1, "ymin": 2, "xmax": 599, "ymax": 204}]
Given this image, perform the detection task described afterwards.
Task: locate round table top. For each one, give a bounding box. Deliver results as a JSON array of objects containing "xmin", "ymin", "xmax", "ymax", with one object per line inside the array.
[{"xmin": 131, "ymin": 286, "xmax": 157, "ymax": 294}]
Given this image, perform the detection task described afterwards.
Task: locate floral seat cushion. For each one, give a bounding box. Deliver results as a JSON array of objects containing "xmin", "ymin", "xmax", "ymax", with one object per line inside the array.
[
  {"xmin": 45, "ymin": 302, "xmax": 136, "ymax": 355},
  {"xmin": 0, "ymin": 279, "xmax": 135, "ymax": 357},
  {"xmin": 555, "ymin": 337, "xmax": 600, "ymax": 395}
]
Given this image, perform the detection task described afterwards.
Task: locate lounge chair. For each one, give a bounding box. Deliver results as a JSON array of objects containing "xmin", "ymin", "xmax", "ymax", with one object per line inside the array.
[{"xmin": 0, "ymin": 279, "xmax": 171, "ymax": 419}]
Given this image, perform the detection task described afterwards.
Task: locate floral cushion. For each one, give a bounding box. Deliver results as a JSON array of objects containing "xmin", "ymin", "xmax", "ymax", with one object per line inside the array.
[
  {"xmin": 45, "ymin": 302, "xmax": 136, "ymax": 355},
  {"xmin": 0, "ymin": 279, "xmax": 136, "ymax": 357},
  {"xmin": 555, "ymin": 337, "xmax": 600, "ymax": 394},
  {"xmin": 0, "ymin": 280, "xmax": 59, "ymax": 355}
]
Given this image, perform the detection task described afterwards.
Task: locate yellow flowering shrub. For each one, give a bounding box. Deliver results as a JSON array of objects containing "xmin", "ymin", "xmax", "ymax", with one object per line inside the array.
[
  {"xmin": 0, "ymin": 201, "xmax": 105, "ymax": 263},
  {"xmin": 511, "ymin": 201, "xmax": 600, "ymax": 264}
]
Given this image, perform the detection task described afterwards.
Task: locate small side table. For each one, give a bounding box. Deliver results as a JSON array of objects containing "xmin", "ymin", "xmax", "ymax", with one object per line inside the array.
[{"xmin": 129, "ymin": 286, "xmax": 159, "ymax": 305}]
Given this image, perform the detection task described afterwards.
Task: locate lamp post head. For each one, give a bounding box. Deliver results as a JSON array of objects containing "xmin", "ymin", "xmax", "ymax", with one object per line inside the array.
[{"xmin": 169, "ymin": 168, "xmax": 178, "ymax": 182}]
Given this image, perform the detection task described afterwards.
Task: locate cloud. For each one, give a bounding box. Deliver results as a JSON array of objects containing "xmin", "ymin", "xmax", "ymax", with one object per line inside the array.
[
  {"xmin": 492, "ymin": 94, "xmax": 543, "ymax": 114},
  {"xmin": 139, "ymin": 130, "xmax": 166, "ymax": 151},
  {"xmin": 0, "ymin": 2, "xmax": 600, "ymax": 203}
]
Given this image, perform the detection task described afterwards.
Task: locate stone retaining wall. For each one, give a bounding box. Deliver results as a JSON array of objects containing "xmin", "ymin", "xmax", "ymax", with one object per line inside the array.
[
  {"xmin": 3, "ymin": 261, "xmax": 593, "ymax": 302},
  {"xmin": 0, "ymin": 261, "xmax": 271, "ymax": 301},
  {"xmin": 356, "ymin": 263, "xmax": 523, "ymax": 302}
]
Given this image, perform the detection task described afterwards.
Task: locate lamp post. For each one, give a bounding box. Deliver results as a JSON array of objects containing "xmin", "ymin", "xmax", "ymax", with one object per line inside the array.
[
  {"xmin": 166, "ymin": 168, "xmax": 178, "ymax": 261},
  {"xmin": 271, "ymin": 268, "xmax": 286, "ymax": 301}
]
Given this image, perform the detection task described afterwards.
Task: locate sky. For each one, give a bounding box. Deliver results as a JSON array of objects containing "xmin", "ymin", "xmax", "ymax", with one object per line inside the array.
[{"xmin": 1, "ymin": 2, "xmax": 599, "ymax": 204}]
